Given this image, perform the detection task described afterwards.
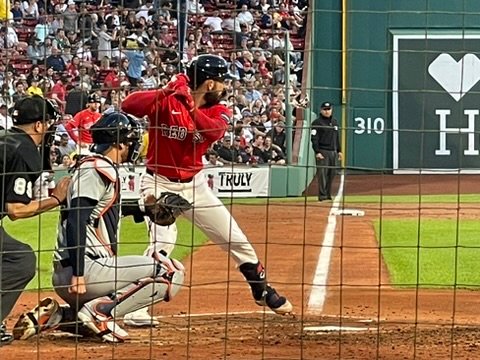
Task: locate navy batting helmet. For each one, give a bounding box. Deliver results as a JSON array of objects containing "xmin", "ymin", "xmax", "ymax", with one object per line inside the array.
[
  {"xmin": 187, "ymin": 54, "xmax": 230, "ymax": 89},
  {"xmin": 90, "ymin": 111, "xmax": 141, "ymax": 162},
  {"xmin": 88, "ymin": 93, "xmax": 101, "ymax": 103}
]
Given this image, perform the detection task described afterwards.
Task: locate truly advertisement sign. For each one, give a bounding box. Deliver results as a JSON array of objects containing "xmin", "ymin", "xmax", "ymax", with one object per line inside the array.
[{"xmin": 392, "ymin": 33, "xmax": 480, "ymax": 172}]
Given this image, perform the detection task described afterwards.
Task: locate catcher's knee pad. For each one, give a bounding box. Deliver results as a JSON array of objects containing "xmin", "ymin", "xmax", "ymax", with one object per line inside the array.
[
  {"xmin": 112, "ymin": 254, "xmax": 185, "ymax": 318},
  {"xmin": 13, "ymin": 297, "xmax": 63, "ymax": 340}
]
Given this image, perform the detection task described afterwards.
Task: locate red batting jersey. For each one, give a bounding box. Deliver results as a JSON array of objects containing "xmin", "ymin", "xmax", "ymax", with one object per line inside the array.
[{"xmin": 121, "ymin": 90, "xmax": 229, "ymax": 180}]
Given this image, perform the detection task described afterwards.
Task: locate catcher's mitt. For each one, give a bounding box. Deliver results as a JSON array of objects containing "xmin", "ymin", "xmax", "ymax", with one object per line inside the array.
[{"xmin": 144, "ymin": 192, "xmax": 193, "ymax": 226}]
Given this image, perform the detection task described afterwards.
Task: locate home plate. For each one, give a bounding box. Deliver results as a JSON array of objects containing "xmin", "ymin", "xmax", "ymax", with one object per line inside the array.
[
  {"xmin": 304, "ymin": 325, "xmax": 369, "ymax": 332},
  {"xmin": 332, "ymin": 209, "xmax": 365, "ymax": 216}
]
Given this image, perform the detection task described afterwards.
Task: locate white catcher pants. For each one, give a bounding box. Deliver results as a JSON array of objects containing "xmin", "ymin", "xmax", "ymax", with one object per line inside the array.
[{"xmin": 141, "ymin": 171, "xmax": 259, "ymax": 266}]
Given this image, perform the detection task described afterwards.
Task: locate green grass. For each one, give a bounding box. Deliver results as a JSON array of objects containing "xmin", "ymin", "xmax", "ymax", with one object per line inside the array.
[
  {"xmin": 2, "ymin": 210, "xmax": 209, "ymax": 291},
  {"xmin": 375, "ymin": 219, "xmax": 480, "ymax": 288}
]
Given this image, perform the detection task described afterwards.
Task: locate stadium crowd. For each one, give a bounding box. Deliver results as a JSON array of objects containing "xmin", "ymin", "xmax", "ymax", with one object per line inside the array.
[{"xmin": 0, "ymin": 0, "xmax": 309, "ymax": 170}]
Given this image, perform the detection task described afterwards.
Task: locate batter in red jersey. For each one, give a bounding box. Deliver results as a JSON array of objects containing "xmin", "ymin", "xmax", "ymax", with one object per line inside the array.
[
  {"xmin": 121, "ymin": 55, "xmax": 292, "ymax": 318},
  {"xmin": 65, "ymin": 93, "xmax": 101, "ymax": 153}
]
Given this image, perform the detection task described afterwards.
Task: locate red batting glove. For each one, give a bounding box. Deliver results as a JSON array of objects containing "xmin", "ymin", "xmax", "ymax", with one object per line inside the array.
[
  {"xmin": 167, "ymin": 74, "xmax": 190, "ymax": 91},
  {"xmin": 173, "ymin": 85, "xmax": 195, "ymax": 111}
]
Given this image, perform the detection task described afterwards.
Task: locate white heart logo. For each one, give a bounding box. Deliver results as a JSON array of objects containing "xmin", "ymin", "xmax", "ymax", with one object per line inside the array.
[{"xmin": 428, "ymin": 53, "xmax": 480, "ymax": 102}]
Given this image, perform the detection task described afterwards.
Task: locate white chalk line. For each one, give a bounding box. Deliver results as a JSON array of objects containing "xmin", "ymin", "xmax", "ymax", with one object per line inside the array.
[{"xmin": 307, "ymin": 172, "xmax": 345, "ymax": 313}]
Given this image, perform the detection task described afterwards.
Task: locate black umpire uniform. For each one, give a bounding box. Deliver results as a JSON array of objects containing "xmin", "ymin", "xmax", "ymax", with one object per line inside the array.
[
  {"xmin": 0, "ymin": 96, "xmax": 69, "ymax": 346},
  {"xmin": 310, "ymin": 102, "xmax": 342, "ymax": 201}
]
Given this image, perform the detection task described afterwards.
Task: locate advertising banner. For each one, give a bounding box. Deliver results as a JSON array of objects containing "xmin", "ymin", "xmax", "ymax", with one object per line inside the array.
[{"xmin": 393, "ymin": 33, "xmax": 480, "ymax": 173}]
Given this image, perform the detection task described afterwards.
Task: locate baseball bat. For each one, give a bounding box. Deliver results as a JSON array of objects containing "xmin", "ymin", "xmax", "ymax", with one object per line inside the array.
[{"xmin": 177, "ymin": 0, "xmax": 188, "ymax": 73}]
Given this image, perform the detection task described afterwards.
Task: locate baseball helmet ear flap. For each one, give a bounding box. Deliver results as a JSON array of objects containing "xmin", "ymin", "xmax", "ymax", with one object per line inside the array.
[{"xmin": 90, "ymin": 111, "xmax": 142, "ymax": 162}]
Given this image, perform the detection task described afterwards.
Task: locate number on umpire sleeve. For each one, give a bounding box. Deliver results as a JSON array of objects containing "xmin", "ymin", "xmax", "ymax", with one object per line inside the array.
[{"xmin": 14, "ymin": 178, "xmax": 33, "ymax": 198}]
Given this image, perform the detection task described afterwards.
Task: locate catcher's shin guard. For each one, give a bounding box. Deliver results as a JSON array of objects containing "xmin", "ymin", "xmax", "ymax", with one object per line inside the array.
[
  {"xmin": 13, "ymin": 297, "xmax": 63, "ymax": 340},
  {"xmin": 239, "ymin": 262, "xmax": 293, "ymax": 315}
]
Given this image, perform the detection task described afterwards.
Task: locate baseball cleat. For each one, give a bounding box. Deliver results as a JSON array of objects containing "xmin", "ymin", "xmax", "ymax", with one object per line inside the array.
[
  {"xmin": 123, "ymin": 307, "xmax": 160, "ymax": 327},
  {"xmin": 13, "ymin": 297, "xmax": 62, "ymax": 340},
  {"xmin": 255, "ymin": 285, "xmax": 293, "ymax": 315},
  {"xmin": 0, "ymin": 323, "xmax": 13, "ymax": 346},
  {"xmin": 78, "ymin": 298, "xmax": 129, "ymax": 343}
]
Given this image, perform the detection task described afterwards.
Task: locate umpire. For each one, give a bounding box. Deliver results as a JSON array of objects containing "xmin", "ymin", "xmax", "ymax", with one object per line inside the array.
[
  {"xmin": 310, "ymin": 101, "xmax": 343, "ymax": 201},
  {"xmin": 0, "ymin": 95, "xmax": 70, "ymax": 346}
]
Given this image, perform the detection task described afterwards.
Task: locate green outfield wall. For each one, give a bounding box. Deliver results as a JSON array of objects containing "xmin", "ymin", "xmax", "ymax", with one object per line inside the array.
[{"xmin": 311, "ymin": 1, "xmax": 480, "ymax": 172}]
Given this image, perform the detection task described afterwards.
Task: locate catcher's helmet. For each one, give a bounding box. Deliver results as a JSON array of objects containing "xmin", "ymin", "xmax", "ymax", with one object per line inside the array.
[
  {"xmin": 90, "ymin": 111, "xmax": 141, "ymax": 162},
  {"xmin": 12, "ymin": 95, "xmax": 60, "ymax": 125},
  {"xmin": 187, "ymin": 54, "xmax": 230, "ymax": 89}
]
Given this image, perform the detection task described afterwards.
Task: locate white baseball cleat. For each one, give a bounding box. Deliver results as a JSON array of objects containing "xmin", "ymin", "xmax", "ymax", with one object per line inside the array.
[
  {"xmin": 78, "ymin": 297, "xmax": 129, "ymax": 343},
  {"xmin": 123, "ymin": 307, "xmax": 160, "ymax": 327}
]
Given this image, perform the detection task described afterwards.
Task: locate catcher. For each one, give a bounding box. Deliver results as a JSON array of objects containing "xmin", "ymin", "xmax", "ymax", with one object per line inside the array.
[{"xmin": 13, "ymin": 111, "xmax": 189, "ymax": 342}]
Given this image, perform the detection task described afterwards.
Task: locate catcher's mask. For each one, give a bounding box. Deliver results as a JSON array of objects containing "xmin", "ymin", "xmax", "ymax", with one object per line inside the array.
[
  {"xmin": 187, "ymin": 54, "xmax": 231, "ymax": 90},
  {"xmin": 90, "ymin": 110, "xmax": 142, "ymax": 163}
]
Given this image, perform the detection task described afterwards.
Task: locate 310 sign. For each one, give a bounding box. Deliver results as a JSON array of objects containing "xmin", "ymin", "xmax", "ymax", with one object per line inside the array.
[{"xmin": 354, "ymin": 117, "xmax": 385, "ymax": 134}]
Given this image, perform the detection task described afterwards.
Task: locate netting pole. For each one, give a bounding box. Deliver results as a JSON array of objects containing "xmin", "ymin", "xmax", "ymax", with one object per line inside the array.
[{"xmin": 285, "ymin": 31, "xmax": 293, "ymax": 164}]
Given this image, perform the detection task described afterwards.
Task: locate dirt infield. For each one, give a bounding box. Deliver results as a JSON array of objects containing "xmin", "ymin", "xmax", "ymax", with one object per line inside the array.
[{"xmin": 3, "ymin": 174, "xmax": 480, "ymax": 359}]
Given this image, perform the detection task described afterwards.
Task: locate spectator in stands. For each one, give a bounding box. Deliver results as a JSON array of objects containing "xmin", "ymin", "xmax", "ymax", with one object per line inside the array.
[
  {"xmin": 249, "ymin": 112, "xmax": 267, "ymax": 137},
  {"xmin": 77, "ymin": 4, "xmax": 94, "ymax": 40},
  {"xmin": 51, "ymin": 77, "xmax": 67, "ymax": 111},
  {"xmin": 158, "ymin": 24, "xmax": 174, "ymax": 48},
  {"xmin": 244, "ymin": 80, "xmax": 262, "ymax": 102},
  {"xmin": 34, "ymin": 16, "xmax": 50, "ymax": 43},
  {"xmin": 203, "ymin": 150, "xmax": 224, "ymax": 168},
  {"xmin": 264, "ymin": 136, "xmax": 286, "ymax": 165},
  {"xmin": 236, "ymin": 4, "xmax": 255, "ymax": 30},
  {"xmin": 39, "ymin": 37, "xmax": 53, "ymax": 59},
  {"xmin": 56, "ymin": 133, "xmax": 76, "ymax": 159},
  {"xmin": 46, "ymin": 46, "xmax": 66, "ymax": 72},
  {"xmin": 97, "ymin": 24, "xmax": 116, "ymax": 60},
  {"xmin": 76, "ymin": 40, "xmax": 93, "ymax": 68},
  {"xmin": 64, "ymin": 82, "xmax": 89, "ymax": 116},
  {"xmin": 257, "ymin": 0, "xmax": 270, "ymax": 13},
  {"xmin": 27, "ymin": 77, "xmax": 43, "ymax": 96},
  {"xmin": 105, "ymin": 7, "xmax": 120, "ymax": 29},
  {"xmin": 217, "ymin": 134, "xmax": 242, "ymax": 164},
  {"xmin": 2, "ymin": 22, "xmax": 27, "ymax": 51},
  {"xmin": 12, "ymin": 80, "xmax": 26, "ymax": 103},
  {"xmin": 52, "ymin": 28, "xmax": 70, "ymax": 50},
  {"xmin": 26, "ymin": 36, "xmax": 44, "ymax": 63},
  {"xmin": 22, "ymin": 0, "xmax": 39, "ymax": 19},
  {"xmin": 222, "ymin": 11, "xmax": 241, "ymax": 33},
  {"xmin": 188, "ymin": 0, "xmax": 205, "ymax": 14},
  {"xmin": 136, "ymin": 0, "xmax": 154, "ymax": 21},
  {"xmin": 11, "ymin": 0, "xmax": 23, "ymax": 23},
  {"xmin": 57, "ymin": 154, "xmax": 73, "ymax": 170},
  {"xmin": 204, "ymin": 10, "xmax": 223, "ymax": 33},
  {"xmin": 50, "ymin": 14, "xmax": 63, "ymax": 34},
  {"xmin": 0, "ymin": 101, "xmax": 13, "ymax": 130},
  {"xmin": 251, "ymin": 134, "xmax": 269, "ymax": 164},
  {"xmin": 266, "ymin": 120, "xmax": 286, "ymax": 152}
]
